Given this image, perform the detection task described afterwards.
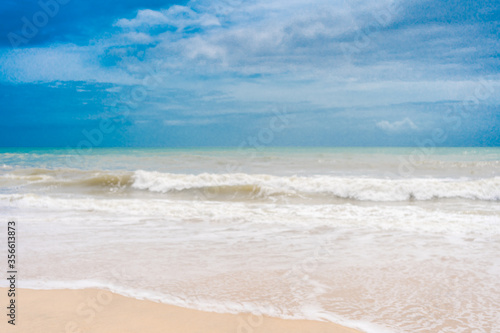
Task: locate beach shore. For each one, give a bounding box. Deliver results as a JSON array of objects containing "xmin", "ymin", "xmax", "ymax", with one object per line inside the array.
[{"xmin": 0, "ymin": 288, "xmax": 361, "ymax": 333}]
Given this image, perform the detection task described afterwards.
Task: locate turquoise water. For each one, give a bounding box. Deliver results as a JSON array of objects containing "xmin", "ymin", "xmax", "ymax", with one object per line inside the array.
[{"xmin": 1, "ymin": 147, "xmax": 499, "ymax": 177}]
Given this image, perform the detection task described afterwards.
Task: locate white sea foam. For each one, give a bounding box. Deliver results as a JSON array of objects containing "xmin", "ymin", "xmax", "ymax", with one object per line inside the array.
[
  {"xmin": 1, "ymin": 193, "xmax": 498, "ymax": 235},
  {"xmin": 5, "ymin": 279, "xmax": 387, "ymax": 333},
  {"xmin": 131, "ymin": 170, "xmax": 500, "ymax": 201}
]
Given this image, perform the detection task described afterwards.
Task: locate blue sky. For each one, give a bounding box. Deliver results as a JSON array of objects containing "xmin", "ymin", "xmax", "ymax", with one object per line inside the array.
[{"xmin": 0, "ymin": 0, "xmax": 498, "ymax": 147}]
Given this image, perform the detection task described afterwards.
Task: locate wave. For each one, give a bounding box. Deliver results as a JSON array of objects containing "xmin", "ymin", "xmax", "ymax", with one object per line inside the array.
[
  {"xmin": 1, "ymin": 168, "xmax": 499, "ymax": 202},
  {"xmin": 0, "ymin": 169, "xmax": 133, "ymax": 190},
  {"xmin": 132, "ymin": 170, "xmax": 500, "ymax": 202},
  {"xmin": 7, "ymin": 279, "xmax": 382, "ymax": 333},
  {"xmin": 2, "ymin": 193, "xmax": 499, "ymax": 236}
]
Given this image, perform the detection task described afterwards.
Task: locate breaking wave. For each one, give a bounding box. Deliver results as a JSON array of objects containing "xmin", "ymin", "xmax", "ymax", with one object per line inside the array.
[{"xmin": 1, "ymin": 168, "xmax": 498, "ymax": 202}]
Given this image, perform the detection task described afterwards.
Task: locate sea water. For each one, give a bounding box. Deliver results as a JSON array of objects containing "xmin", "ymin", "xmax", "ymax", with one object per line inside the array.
[{"xmin": 0, "ymin": 147, "xmax": 499, "ymax": 332}]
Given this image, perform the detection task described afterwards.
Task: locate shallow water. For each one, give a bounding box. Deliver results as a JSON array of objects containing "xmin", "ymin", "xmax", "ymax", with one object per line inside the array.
[{"xmin": 1, "ymin": 147, "xmax": 499, "ymax": 332}]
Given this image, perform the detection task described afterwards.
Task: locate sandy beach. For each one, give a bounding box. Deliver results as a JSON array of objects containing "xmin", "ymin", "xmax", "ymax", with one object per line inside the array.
[{"xmin": 0, "ymin": 288, "xmax": 361, "ymax": 333}]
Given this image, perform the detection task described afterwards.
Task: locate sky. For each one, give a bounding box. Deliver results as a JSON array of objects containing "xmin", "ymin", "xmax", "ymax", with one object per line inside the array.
[{"xmin": 0, "ymin": 0, "xmax": 498, "ymax": 147}]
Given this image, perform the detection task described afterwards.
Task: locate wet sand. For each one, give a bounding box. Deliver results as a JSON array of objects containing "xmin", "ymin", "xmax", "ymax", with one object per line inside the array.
[{"xmin": 0, "ymin": 288, "xmax": 362, "ymax": 333}]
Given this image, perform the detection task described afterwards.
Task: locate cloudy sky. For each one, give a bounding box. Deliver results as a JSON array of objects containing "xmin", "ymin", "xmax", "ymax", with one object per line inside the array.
[{"xmin": 0, "ymin": 0, "xmax": 498, "ymax": 147}]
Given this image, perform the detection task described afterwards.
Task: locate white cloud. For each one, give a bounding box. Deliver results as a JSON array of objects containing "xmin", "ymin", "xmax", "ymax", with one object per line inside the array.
[
  {"xmin": 180, "ymin": 35, "xmax": 227, "ymax": 60},
  {"xmin": 376, "ymin": 117, "xmax": 419, "ymax": 133},
  {"xmin": 2, "ymin": 0, "xmax": 498, "ymax": 115},
  {"xmin": 122, "ymin": 32, "xmax": 156, "ymax": 44},
  {"xmin": 115, "ymin": 9, "xmax": 169, "ymax": 28},
  {"xmin": 109, "ymin": 0, "xmax": 406, "ymax": 76},
  {"xmin": 115, "ymin": 6, "xmax": 220, "ymax": 31},
  {"xmin": 0, "ymin": 46, "xmax": 138, "ymax": 84}
]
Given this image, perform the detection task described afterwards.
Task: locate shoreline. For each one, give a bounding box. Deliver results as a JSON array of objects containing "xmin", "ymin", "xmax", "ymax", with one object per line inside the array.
[{"xmin": 0, "ymin": 288, "xmax": 362, "ymax": 333}]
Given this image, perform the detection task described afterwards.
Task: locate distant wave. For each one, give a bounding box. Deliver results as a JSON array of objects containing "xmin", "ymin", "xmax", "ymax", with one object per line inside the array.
[
  {"xmin": 1, "ymin": 168, "xmax": 499, "ymax": 202},
  {"xmin": 0, "ymin": 168, "xmax": 133, "ymax": 189}
]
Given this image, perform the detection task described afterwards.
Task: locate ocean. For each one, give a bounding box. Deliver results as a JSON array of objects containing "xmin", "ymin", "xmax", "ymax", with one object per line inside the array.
[{"xmin": 1, "ymin": 147, "xmax": 499, "ymax": 332}]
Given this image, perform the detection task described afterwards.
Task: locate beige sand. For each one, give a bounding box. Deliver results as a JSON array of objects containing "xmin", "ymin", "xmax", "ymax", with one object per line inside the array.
[{"xmin": 0, "ymin": 288, "xmax": 361, "ymax": 333}]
